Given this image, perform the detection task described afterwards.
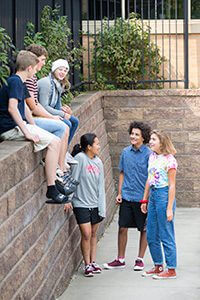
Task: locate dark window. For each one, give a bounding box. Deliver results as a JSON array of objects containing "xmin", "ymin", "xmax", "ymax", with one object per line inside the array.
[
  {"xmin": 126, "ymin": 0, "xmax": 184, "ymax": 19},
  {"xmin": 191, "ymin": 0, "xmax": 200, "ymax": 19},
  {"xmin": 82, "ymin": 0, "xmax": 121, "ymax": 20}
]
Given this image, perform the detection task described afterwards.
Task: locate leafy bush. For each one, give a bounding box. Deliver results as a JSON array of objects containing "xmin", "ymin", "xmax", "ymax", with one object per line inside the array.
[
  {"xmin": 24, "ymin": 5, "xmax": 82, "ymax": 79},
  {"xmin": 0, "ymin": 27, "xmax": 17, "ymax": 87},
  {"xmin": 92, "ymin": 13, "xmax": 164, "ymax": 89}
]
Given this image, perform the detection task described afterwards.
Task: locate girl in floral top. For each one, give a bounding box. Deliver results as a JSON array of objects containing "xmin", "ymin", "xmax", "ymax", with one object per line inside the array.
[{"xmin": 141, "ymin": 130, "xmax": 177, "ymax": 280}]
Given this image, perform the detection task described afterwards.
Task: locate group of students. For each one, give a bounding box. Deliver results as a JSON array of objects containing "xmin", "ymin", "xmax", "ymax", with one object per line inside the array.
[
  {"xmin": 0, "ymin": 46, "xmax": 177, "ymax": 280},
  {"xmin": 0, "ymin": 45, "xmax": 79, "ymax": 204}
]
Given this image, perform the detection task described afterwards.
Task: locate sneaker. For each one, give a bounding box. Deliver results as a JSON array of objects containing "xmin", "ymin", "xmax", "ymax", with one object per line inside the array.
[
  {"xmin": 84, "ymin": 265, "xmax": 94, "ymax": 277},
  {"xmin": 133, "ymin": 259, "xmax": 144, "ymax": 271},
  {"xmin": 65, "ymin": 152, "xmax": 78, "ymax": 165},
  {"xmin": 153, "ymin": 269, "xmax": 176, "ymax": 280},
  {"xmin": 91, "ymin": 262, "xmax": 102, "ymax": 274},
  {"xmin": 142, "ymin": 265, "xmax": 164, "ymax": 277},
  {"xmin": 103, "ymin": 259, "xmax": 125, "ymax": 269},
  {"xmin": 45, "ymin": 193, "xmax": 69, "ymax": 204}
]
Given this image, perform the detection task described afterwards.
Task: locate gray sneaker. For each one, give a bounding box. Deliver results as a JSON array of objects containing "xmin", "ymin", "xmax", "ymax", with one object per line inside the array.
[{"xmin": 65, "ymin": 152, "xmax": 78, "ymax": 165}]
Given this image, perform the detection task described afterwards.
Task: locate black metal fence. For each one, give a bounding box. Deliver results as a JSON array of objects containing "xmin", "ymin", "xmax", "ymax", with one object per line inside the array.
[
  {"xmin": 82, "ymin": 0, "xmax": 189, "ymax": 89},
  {"xmin": 0, "ymin": 0, "xmax": 189, "ymax": 89}
]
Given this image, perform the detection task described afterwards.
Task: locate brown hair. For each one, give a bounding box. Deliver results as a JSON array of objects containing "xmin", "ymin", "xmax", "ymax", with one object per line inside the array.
[
  {"xmin": 16, "ymin": 50, "xmax": 39, "ymax": 71},
  {"xmin": 26, "ymin": 44, "xmax": 48, "ymax": 58},
  {"xmin": 151, "ymin": 130, "xmax": 177, "ymax": 155}
]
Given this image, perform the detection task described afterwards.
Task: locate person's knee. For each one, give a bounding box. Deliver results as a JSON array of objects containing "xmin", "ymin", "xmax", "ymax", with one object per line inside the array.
[
  {"xmin": 82, "ymin": 231, "xmax": 91, "ymax": 241},
  {"xmin": 119, "ymin": 227, "xmax": 128, "ymax": 235},
  {"xmin": 49, "ymin": 136, "xmax": 60, "ymax": 149}
]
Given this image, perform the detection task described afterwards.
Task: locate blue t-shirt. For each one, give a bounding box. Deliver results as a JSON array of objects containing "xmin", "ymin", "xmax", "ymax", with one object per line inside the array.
[
  {"xmin": 119, "ymin": 144, "xmax": 151, "ymax": 202},
  {"xmin": 0, "ymin": 75, "xmax": 29, "ymax": 134}
]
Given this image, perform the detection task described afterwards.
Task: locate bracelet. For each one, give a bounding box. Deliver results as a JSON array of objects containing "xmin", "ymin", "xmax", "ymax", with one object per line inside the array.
[{"xmin": 140, "ymin": 199, "xmax": 148, "ymax": 204}]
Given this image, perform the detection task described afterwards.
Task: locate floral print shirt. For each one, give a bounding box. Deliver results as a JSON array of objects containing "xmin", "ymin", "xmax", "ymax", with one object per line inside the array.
[{"xmin": 148, "ymin": 152, "xmax": 178, "ymax": 188}]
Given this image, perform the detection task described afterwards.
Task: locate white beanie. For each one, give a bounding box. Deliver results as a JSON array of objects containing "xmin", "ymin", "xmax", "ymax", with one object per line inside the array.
[{"xmin": 51, "ymin": 59, "xmax": 69, "ymax": 73}]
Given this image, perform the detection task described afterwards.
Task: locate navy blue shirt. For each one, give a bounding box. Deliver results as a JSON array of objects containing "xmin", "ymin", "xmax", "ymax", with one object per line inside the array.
[
  {"xmin": 0, "ymin": 75, "xmax": 29, "ymax": 134},
  {"xmin": 119, "ymin": 144, "xmax": 151, "ymax": 202}
]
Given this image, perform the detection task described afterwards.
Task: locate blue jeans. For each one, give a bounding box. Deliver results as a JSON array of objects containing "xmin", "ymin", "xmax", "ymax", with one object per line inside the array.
[
  {"xmin": 34, "ymin": 118, "xmax": 67, "ymax": 138},
  {"xmin": 147, "ymin": 186, "xmax": 177, "ymax": 269},
  {"xmin": 62, "ymin": 115, "xmax": 79, "ymax": 144}
]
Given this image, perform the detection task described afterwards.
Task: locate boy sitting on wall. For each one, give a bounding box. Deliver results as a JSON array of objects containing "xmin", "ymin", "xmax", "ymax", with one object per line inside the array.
[{"xmin": 0, "ymin": 50, "xmax": 68, "ymax": 204}]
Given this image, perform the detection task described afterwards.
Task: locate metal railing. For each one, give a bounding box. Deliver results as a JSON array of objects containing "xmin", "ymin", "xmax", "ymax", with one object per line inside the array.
[{"xmin": 81, "ymin": 0, "xmax": 189, "ymax": 89}]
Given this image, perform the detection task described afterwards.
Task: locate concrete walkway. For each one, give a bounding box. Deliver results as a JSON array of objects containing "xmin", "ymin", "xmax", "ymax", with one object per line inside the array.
[{"xmin": 58, "ymin": 208, "xmax": 200, "ymax": 300}]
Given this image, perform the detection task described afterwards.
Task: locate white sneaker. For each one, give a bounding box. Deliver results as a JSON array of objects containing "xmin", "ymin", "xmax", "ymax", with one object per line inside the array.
[{"xmin": 65, "ymin": 152, "xmax": 78, "ymax": 165}]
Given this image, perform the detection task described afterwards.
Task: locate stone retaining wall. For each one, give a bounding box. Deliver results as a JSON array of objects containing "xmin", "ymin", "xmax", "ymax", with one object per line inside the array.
[
  {"xmin": 0, "ymin": 92, "xmax": 116, "ymax": 300},
  {"xmin": 102, "ymin": 89, "xmax": 200, "ymax": 208},
  {"xmin": 0, "ymin": 89, "xmax": 199, "ymax": 300}
]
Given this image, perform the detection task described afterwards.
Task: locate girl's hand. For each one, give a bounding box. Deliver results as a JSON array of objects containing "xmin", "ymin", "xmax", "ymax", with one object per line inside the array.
[
  {"xmin": 64, "ymin": 203, "xmax": 73, "ymax": 212},
  {"xmin": 167, "ymin": 208, "xmax": 173, "ymax": 221},
  {"xmin": 64, "ymin": 113, "xmax": 71, "ymax": 120},
  {"xmin": 141, "ymin": 203, "xmax": 148, "ymax": 214},
  {"xmin": 62, "ymin": 105, "xmax": 72, "ymax": 115}
]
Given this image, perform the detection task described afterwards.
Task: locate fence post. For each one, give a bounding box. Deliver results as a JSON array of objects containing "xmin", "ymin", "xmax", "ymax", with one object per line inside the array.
[{"xmin": 184, "ymin": 0, "xmax": 189, "ymax": 89}]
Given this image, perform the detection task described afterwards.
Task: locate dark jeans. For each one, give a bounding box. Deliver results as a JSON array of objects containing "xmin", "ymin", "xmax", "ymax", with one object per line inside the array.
[{"xmin": 62, "ymin": 115, "xmax": 79, "ymax": 144}]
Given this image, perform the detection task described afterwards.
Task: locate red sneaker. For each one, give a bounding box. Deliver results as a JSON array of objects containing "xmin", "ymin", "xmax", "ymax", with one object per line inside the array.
[
  {"xmin": 142, "ymin": 265, "xmax": 164, "ymax": 277},
  {"xmin": 91, "ymin": 262, "xmax": 102, "ymax": 273},
  {"xmin": 133, "ymin": 259, "xmax": 144, "ymax": 271},
  {"xmin": 103, "ymin": 259, "xmax": 125, "ymax": 269},
  {"xmin": 153, "ymin": 269, "xmax": 176, "ymax": 280},
  {"xmin": 84, "ymin": 264, "xmax": 94, "ymax": 277}
]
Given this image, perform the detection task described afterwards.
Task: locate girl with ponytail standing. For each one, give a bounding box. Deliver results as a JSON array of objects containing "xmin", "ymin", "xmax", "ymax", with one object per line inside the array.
[{"xmin": 64, "ymin": 133, "xmax": 106, "ymax": 277}]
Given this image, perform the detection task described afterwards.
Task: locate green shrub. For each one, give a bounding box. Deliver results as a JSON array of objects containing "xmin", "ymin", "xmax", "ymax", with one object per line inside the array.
[
  {"xmin": 92, "ymin": 13, "xmax": 164, "ymax": 89},
  {"xmin": 0, "ymin": 27, "xmax": 16, "ymax": 87},
  {"xmin": 24, "ymin": 5, "xmax": 82, "ymax": 79}
]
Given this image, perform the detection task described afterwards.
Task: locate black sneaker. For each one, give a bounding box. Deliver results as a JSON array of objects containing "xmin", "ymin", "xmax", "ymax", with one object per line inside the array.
[
  {"xmin": 56, "ymin": 179, "xmax": 77, "ymax": 196},
  {"xmin": 45, "ymin": 193, "xmax": 69, "ymax": 204}
]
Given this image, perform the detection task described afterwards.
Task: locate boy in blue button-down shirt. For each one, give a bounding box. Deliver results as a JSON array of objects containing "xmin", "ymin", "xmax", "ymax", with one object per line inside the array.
[{"xmin": 104, "ymin": 121, "xmax": 151, "ymax": 271}]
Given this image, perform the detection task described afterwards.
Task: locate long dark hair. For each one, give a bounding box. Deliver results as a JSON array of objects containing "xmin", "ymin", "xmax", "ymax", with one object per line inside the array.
[{"xmin": 71, "ymin": 133, "xmax": 97, "ymax": 157}]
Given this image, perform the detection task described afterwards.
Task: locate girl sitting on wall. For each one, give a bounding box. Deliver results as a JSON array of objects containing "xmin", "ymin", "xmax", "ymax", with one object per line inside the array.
[{"xmin": 37, "ymin": 59, "xmax": 79, "ymax": 164}]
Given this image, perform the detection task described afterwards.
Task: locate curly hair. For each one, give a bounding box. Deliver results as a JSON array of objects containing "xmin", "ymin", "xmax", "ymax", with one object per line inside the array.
[{"xmin": 128, "ymin": 121, "xmax": 151, "ymax": 144}]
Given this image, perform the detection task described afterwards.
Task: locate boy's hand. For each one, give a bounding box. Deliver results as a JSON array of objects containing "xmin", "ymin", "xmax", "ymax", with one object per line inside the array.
[
  {"xmin": 64, "ymin": 202, "xmax": 73, "ymax": 212},
  {"xmin": 25, "ymin": 132, "xmax": 40, "ymax": 143},
  {"xmin": 52, "ymin": 115, "xmax": 62, "ymax": 121},
  {"xmin": 116, "ymin": 194, "xmax": 122, "ymax": 205},
  {"xmin": 141, "ymin": 203, "xmax": 148, "ymax": 214}
]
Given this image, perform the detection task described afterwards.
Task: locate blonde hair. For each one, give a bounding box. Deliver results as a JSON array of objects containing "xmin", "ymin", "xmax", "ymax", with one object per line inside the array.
[
  {"xmin": 16, "ymin": 50, "xmax": 39, "ymax": 71},
  {"xmin": 151, "ymin": 130, "xmax": 177, "ymax": 155}
]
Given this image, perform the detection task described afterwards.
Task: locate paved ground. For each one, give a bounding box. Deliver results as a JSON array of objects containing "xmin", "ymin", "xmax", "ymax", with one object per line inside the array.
[{"xmin": 58, "ymin": 208, "xmax": 200, "ymax": 300}]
